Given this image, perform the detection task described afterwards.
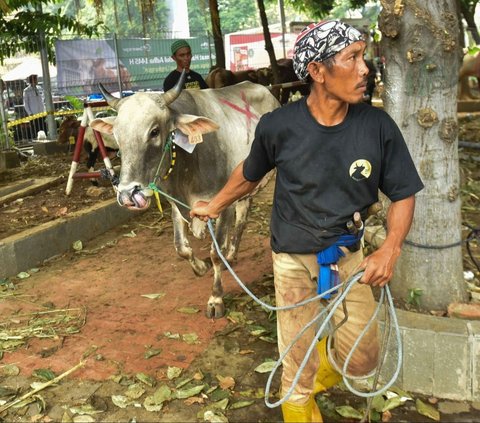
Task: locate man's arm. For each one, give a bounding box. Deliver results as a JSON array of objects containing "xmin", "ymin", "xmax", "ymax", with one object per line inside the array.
[
  {"xmin": 358, "ymin": 195, "xmax": 416, "ymax": 287},
  {"xmin": 189, "ymin": 160, "xmax": 260, "ymax": 221}
]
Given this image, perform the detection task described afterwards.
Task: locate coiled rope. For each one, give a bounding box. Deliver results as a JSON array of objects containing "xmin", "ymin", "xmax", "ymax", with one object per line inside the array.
[{"xmin": 148, "ymin": 185, "xmax": 402, "ymax": 411}]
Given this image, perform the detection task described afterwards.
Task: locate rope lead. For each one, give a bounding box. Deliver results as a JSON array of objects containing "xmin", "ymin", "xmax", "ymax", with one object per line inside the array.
[{"xmin": 147, "ymin": 183, "xmax": 403, "ymax": 409}]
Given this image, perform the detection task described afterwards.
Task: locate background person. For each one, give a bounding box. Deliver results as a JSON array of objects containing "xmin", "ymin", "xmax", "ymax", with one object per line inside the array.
[
  {"xmin": 23, "ymin": 74, "xmax": 46, "ymax": 138},
  {"xmin": 190, "ymin": 20, "xmax": 424, "ymax": 423},
  {"xmin": 163, "ymin": 39, "xmax": 208, "ymax": 91}
]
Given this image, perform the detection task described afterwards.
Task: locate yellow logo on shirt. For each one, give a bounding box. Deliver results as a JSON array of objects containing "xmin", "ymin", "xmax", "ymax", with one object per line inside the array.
[{"xmin": 349, "ymin": 159, "xmax": 372, "ymax": 181}]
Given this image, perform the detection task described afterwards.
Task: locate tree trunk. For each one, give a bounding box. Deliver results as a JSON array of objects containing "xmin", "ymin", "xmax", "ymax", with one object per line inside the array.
[
  {"xmin": 378, "ymin": 0, "xmax": 468, "ymax": 310},
  {"xmin": 256, "ymin": 0, "xmax": 280, "ymax": 84},
  {"xmin": 209, "ymin": 0, "xmax": 225, "ymax": 68}
]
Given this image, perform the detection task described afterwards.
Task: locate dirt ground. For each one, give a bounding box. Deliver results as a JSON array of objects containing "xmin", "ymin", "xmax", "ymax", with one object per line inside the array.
[{"xmin": 0, "ymin": 118, "xmax": 480, "ymax": 422}]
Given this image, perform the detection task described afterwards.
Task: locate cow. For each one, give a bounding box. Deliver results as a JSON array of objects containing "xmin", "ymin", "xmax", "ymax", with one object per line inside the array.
[
  {"xmin": 90, "ymin": 71, "xmax": 280, "ymax": 318},
  {"xmin": 57, "ymin": 114, "xmax": 119, "ymax": 172},
  {"xmin": 205, "ymin": 67, "xmax": 259, "ymax": 88},
  {"xmin": 206, "ymin": 61, "xmax": 309, "ymax": 105}
]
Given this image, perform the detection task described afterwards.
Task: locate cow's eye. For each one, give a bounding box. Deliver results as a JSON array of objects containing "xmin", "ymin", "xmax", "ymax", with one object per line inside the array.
[{"xmin": 150, "ymin": 128, "xmax": 160, "ymax": 138}]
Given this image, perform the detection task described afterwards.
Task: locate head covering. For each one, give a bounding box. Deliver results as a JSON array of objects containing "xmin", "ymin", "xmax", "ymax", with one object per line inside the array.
[
  {"xmin": 292, "ymin": 20, "xmax": 363, "ymax": 81},
  {"xmin": 171, "ymin": 39, "xmax": 191, "ymax": 55}
]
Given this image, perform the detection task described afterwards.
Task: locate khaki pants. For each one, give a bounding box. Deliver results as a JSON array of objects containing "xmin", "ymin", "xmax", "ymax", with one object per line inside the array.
[{"xmin": 273, "ymin": 248, "xmax": 379, "ymax": 404}]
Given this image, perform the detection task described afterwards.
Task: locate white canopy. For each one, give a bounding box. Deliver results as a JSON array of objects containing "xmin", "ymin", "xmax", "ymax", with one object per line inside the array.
[{"xmin": 2, "ymin": 57, "xmax": 57, "ymax": 82}]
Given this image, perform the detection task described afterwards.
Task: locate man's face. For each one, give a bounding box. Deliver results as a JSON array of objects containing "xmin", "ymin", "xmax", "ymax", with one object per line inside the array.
[
  {"xmin": 319, "ymin": 41, "xmax": 369, "ymax": 104},
  {"xmin": 172, "ymin": 46, "xmax": 192, "ymax": 71}
]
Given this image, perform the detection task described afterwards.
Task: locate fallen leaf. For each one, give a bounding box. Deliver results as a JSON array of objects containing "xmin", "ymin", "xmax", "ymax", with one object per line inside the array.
[
  {"xmin": 41, "ymin": 206, "xmax": 49, "ymax": 213},
  {"xmin": 0, "ymin": 364, "xmax": 20, "ymax": 376},
  {"xmin": 56, "ymin": 207, "xmax": 68, "ymax": 217},
  {"xmin": 382, "ymin": 396, "xmax": 403, "ymax": 412},
  {"xmin": 33, "ymin": 368, "xmax": 56, "ymax": 381},
  {"xmin": 69, "ymin": 404, "xmax": 103, "ymax": 415},
  {"xmin": 164, "ymin": 331, "xmax": 180, "ymax": 339},
  {"xmin": 141, "ymin": 293, "xmax": 166, "ymax": 300},
  {"xmin": 335, "ymin": 405, "xmax": 363, "ymax": 419},
  {"xmin": 125, "ymin": 383, "xmax": 145, "ymax": 400},
  {"xmin": 371, "ymin": 394, "xmax": 385, "ymax": 412},
  {"xmin": 382, "ymin": 409, "xmax": 392, "ymax": 422},
  {"xmin": 184, "ymin": 396, "xmax": 204, "ymax": 405},
  {"xmin": 229, "ymin": 400, "xmax": 255, "ymax": 409},
  {"xmin": 193, "ymin": 371, "xmax": 204, "ymax": 381},
  {"xmin": 239, "ymin": 349, "xmax": 255, "ymax": 355},
  {"xmin": 203, "ymin": 410, "xmax": 228, "ymax": 422},
  {"xmin": 177, "ymin": 307, "xmax": 200, "ymax": 314},
  {"xmin": 226, "ymin": 311, "xmax": 246, "ymax": 324},
  {"xmin": 16, "ymin": 271, "xmax": 30, "ymax": 279},
  {"xmin": 416, "ymin": 399, "xmax": 440, "ymax": 421},
  {"xmin": 72, "ymin": 240, "xmax": 83, "ymax": 251},
  {"xmin": 167, "ymin": 366, "xmax": 182, "ymax": 380},
  {"xmin": 254, "ymin": 360, "xmax": 276, "ymax": 373},
  {"xmin": 135, "ymin": 372, "xmax": 156, "ymax": 387},
  {"xmin": 175, "ymin": 384, "xmax": 205, "ymax": 399},
  {"xmin": 144, "ymin": 348, "xmax": 162, "ymax": 359},
  {"xmin": 111, "ymin": 394, "xmax": 132, "ymax": 409},
  {"xmin": 216, "ymin": 375, "xmax": 235, "ymax": 390},
  {"xmin": 182, "ymin": 333, "xmax": 199, "ymax": 344},
  {"xmin": 386, "ymin": 387, "xmax": 413, "ymax": 402},
  {"xmin": 237, "ymin": 388, "xmax": 265, "ymax": 399}
]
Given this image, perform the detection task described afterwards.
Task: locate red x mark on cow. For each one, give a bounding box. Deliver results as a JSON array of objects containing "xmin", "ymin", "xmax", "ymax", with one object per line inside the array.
[{"xmin": 218, "ymin": 91, "xmax": 258, "ymax": 140}]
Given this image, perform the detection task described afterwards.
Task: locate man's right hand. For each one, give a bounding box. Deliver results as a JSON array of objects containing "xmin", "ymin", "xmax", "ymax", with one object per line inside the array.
[{"xmin": 190, "ymin": 201, "xmax": 219, "ymax": 222}]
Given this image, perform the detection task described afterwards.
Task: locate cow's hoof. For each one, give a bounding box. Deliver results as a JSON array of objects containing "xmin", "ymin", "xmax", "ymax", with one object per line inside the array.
[
  {"xmin": 206, "ymin": 297, "xmax": 225, "ymax": 319},
  {"xmin": 192, "ymin": 258, "xmax": 212, "ymax": 276}
]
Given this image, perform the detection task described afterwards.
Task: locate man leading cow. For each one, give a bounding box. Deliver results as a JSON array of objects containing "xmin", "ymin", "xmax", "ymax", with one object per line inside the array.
[{"xmin": 190, "ymin": 20, "xmax": 424, "ymax": 422}]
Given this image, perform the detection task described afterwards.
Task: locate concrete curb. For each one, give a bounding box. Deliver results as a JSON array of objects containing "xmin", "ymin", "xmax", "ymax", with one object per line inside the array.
[
  {"xmin": 0, "ymin": 198, "xmax": 136, "ymax": 279},
  {"xmin": 380, "ymin": 307, "xmax": 480, "ymax": 401}
]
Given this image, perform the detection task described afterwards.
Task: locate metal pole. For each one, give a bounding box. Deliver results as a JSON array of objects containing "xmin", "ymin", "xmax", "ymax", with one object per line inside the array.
[
  {"xmin": 0, "ymin": 80, "xmax": 9, "ymax": 150},
  {"xmin": 113, "ymin": 33, "xmax": 123, "ymax": 97},
  {"xmin": 37, "ymin": 4, "xmax": 57, "ymax": 139},
  {"xmin": 278, "ymin": 0, "xmax": 287, "ymax": 58}
]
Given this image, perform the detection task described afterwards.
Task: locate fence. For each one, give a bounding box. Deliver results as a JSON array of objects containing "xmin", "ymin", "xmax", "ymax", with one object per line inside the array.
[{"xmin": 0, "ymin": 28, "xmax": 300, "ymax": 151}]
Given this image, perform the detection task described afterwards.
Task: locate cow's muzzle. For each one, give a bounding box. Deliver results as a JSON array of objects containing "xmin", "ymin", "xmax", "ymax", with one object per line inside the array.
[{"xmin": 117, "ymin": 185, "xmax": 152, "ymax": 210}]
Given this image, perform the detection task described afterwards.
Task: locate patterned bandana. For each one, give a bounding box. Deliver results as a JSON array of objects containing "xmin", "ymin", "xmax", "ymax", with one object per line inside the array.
[{"xmin": 293, "ymin": 20, "xmax": 363, "ymax": 81}]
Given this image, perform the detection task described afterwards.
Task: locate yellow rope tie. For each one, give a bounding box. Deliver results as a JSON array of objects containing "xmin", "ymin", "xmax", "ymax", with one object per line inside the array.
[
  {"xmin": 162, "ymin": 143, "xmax": 176, "ymax": 180},
  {"xmin": 154, "ymin": 190, "xmax": 163, "ymax": 214}
]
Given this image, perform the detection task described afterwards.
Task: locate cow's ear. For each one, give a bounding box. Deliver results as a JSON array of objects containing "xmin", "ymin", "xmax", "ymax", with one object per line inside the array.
[
  {"xmin": 90, "ymin": 117, "xmax": 116, "ymax": 135},
  {"xmin": 175, "ymin": 114, "xmax": 220, "ymax": 136}
]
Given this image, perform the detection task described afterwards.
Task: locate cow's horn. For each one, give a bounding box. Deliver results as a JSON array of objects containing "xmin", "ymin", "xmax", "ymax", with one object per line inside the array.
[
  {"xmin": 98, "ymin": 83, "xmax": 120, "ymax": 109},
  {"xmin": 163, "ymin": 69, "xmax": 186, "ymax": 105}
]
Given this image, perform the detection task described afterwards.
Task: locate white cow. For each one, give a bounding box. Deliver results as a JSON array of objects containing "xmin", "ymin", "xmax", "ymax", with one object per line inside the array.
[{"xmin": 91, "ymin": 72, "xmax": 280, "ymax": 318}]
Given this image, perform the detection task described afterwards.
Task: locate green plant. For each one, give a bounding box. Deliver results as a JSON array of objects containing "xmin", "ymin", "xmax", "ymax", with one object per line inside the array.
[{"xmin": 406, "ymin": 288, "xmax": 423, "ymax": 307}]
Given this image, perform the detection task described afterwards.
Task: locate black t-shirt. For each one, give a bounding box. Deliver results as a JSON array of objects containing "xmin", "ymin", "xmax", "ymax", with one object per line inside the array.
[
  {"xmin": 163, "ymin": 69, "xmax": 208, "ymax": 91},
  {"xmin": 243, "ymin": 98, "xmax": 424, "ymax": 254}
]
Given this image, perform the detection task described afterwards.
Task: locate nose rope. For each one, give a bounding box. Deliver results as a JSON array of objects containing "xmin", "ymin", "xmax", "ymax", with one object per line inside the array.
[{"xmin": 145, "ymin": 183, "xmax": 402, "ymax": 408}]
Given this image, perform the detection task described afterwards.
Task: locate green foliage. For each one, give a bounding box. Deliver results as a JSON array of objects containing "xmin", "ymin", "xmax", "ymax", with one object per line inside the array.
[
  {"xmin": 406, "ymin": 288, "xmax": 423, "ymax": 307},
  {"xmin": 282, "ymin": 0, "xmax": 368, "ymax": 19},
  {"xmin": 0, "ymin": 0, "xmax": 98, "ymax": 63},
  {"xmin": 64, "ymin": 95, "xmax": 84, "ymax": 110}
]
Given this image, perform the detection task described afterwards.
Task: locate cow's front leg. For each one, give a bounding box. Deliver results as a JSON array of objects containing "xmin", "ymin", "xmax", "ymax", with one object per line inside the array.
[
  {"xmin": 226, "ymin": 197, "xmax": 252, "ymax": 262},
  {"xmin": 171, "ymin": 203, "xmax": 211, "ymax": 276},
  {"xmin": 207, "ymin": 206, "xmax": 235, "ymax": 318}
]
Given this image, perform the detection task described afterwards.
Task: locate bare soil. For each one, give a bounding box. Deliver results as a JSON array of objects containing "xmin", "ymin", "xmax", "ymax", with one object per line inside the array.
[{"xmin": 0, "ymin": 123, "xmax": 479, "ymax": 422}]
